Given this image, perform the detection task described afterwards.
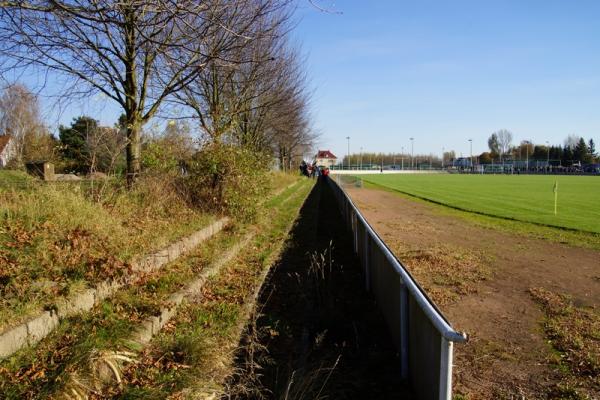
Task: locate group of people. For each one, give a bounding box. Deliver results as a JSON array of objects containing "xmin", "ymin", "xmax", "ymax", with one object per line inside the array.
[{"xmin": 299, "ymin": 160, "xmax": 329, "ymax": 179}]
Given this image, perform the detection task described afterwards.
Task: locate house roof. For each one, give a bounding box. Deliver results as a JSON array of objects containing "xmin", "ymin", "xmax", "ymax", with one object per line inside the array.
[
  {"xmin": 316, "ymin": 149, "xmax": 337, "ymax": 159},
  {"xmin": 0, "ymin": 134, "xmax": 11, "ymax": 154}
]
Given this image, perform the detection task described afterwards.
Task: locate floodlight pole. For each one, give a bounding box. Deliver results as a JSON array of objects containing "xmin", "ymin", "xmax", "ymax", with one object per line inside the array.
[
  {"xmin": 468, "ymin": 139, "xmax": 473, "ymax": 172},
  {"xmin": 360, "ymin": 146, "xmax": 363, "ymax": 170},
  {"xmin": 410, "ymin": 138, "xmax": 414, "ymax": 169},
  {"xmin": 401, "ymin": 146, "xmax": 404, "ymax": 170},
  {"xmin": 346, "ymin": 136, "xmax": 350, "ymax": 170},
  {"xmin": 442, "ymin": 147, "xmax": 445, "ymax": 169}
]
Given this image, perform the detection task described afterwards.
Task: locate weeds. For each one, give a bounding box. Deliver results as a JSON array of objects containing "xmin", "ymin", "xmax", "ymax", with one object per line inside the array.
[
  {"xmin": 111, "ymin": 179, "xmax": 314, "ymax": 398},
  {"xmin": 0, "ymin": 174, "xmax": 308, "ymax": 399},
  {"xmin": 529, "ymin": 287, "xmax": 599, "ymax": 399},
  {"xmin": 0, "ymin": 171, "xmax": 211, "ymax": 330},
  {"xmin": 391, "ymin": 242, "xmax": 490, "ymax": 306},
  {"xmin": 308, "ymin": 241, "xmax": 334, "ymax": 307}
]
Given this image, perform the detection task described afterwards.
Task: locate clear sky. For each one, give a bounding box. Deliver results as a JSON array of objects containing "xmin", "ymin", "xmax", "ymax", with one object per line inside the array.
[{"xmin": 295, "ymin": 0, "xmax": 600, "ymax": 159}]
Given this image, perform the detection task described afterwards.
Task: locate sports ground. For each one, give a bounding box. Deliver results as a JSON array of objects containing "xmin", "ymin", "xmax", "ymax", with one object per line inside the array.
[
  {"xmin": 359, "ymin": 173, "xmax": 600, "ymax": 233},
  {"xmin": 341, "ymin": 173, "xmax": 600, "ymax": 398}
]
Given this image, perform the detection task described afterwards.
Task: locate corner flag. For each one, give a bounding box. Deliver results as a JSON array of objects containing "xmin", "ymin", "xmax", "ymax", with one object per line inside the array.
[{"xmin": 553, "ymin": 181, "xmax": 558, "ymax": 215}]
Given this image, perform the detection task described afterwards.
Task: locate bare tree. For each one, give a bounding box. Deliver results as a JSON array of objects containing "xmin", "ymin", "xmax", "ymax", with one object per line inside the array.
[
  {"xmin": 168, "ymin": 2, "xmax": 316, "ymax": 169},
  {"xmin": 492, "ymin": 129, "xmax": 513, "ymax": 161},
  {"xmin": 171, "ymin": 1, "xmax": 293, "ymax": 145},
  {"xmin": 87, "ymin": 125, "xmax": 127, "ymax": 174},
  {"xmin": 0, "ymin": 84, "xmax": 52, "ymax": 164},
  {"xmin": 0, "ymin": 0, "xmax": 280, "ymax": 182},
  {"xmin": 564, "ymin": 134, "xmax": 581, "ymax": 150}
]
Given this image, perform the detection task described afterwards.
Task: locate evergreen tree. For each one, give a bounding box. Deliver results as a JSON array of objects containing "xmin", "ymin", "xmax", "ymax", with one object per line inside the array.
[
  {"xmin": 549, "ymin": 145, "xmax": 562, "ymax": 163},
  {"xmin": 588, "ymin": 139, "xmax": 597, "ymax": 160},
  {"xmin": 59, "ymin": 116, "xmax": 97, "ymax": 173},
  {"xmin": 562, "ymin": 146, "xmax": 574, "ymax": 166},
  {"xmin": 574, "ymin": 137, "xmax": 592, "ymax": 164}
]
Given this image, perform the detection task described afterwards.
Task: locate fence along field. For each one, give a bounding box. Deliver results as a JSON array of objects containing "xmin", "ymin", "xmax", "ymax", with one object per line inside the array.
[{"xmin": 359, "ymin": 174, "xmax": 600, "ymax": 233}]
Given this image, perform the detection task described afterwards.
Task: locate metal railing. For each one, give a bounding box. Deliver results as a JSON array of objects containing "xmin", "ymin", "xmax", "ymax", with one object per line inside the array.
[{"xmin": 327, "ymin": 176, "xmax": 467, "ymax": 400}]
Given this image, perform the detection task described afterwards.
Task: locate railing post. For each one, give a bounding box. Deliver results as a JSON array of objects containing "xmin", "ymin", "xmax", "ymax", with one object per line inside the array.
[
  {"xmin": 439, "ymin": 337, "xmax": 453, "ymax": 400},
  {"xmin": 353, "ymin": 213, "xmax": 359, "ymax": 254},
  {"xmin": 399, "ymin": 283, "xmax": 409, "ymax": 380},
  {"xmin": 327, "ymin": 176, "xmax": 465, "ymax": 400},
  {"xmin": 364, "ymin": 234, "xmax": 371, "ymax": 292}
]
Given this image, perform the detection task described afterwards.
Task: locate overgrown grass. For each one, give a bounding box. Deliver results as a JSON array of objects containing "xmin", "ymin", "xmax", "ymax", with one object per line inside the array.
[
  {"xmin": 0, "ymin": 300, "xmax": 139, "ymax": 399},
  {"xmin": 0, "ymin": 173, "xmax": 310, "ymax": 399},
  {"xmin": 529, "ymin": 287, "xmax": 599, "ymax": 399},
  {"xmin": 0, "ymin": 226, "xmax": 241, "ymax": 399},
  {"xmin": 0, "ymin": 170, "xmax": 302, "ymax": 332},
  {"xmin": 0, "ymin": 171, "xmax": 216, "ymax": 331},
  {"xmin": 113, "ymin": 179, "xmax": 315, "ymax": 398}
]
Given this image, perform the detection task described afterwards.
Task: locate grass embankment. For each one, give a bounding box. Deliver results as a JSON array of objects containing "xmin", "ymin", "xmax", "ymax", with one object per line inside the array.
[
  {"xmin": 0, "ymin": 171, "xmax": 214, "ymax": 331},
  {"xmin": 114, "ymin": 178, "xmax": 314, "ymax": 398},
  {"xmin": 529, "ymin": 288, "xmax": 599, "ymax": 399},
  {"xmin": 360, "ymin": 174, "xmax": 600, "ymax": 233},
  {"xmin": 0, "ymin": 175, "xmax": 313, "ymax": 399}
]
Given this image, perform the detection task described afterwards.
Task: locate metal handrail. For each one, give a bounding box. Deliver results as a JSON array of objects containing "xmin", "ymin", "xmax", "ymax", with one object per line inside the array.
[
  {"xmin": 338, "ymin": 182, "xmax": 467, "ymax": 343},
  {"xmin": 327, "ymin": 175, "xmax": 467, "ymax": 400}
]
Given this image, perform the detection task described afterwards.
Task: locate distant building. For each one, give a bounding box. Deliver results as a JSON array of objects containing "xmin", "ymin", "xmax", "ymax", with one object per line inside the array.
[
  {"xmin": 0, "ymin": 135, "xmax": 16, "ymax": 168},
  {"xmin": 452, "ymin": 157, "xmax": 472, "ymax": 168},
  {"xmin": 315, "ymin": 150, "xmax": 337, "ymax": 168}
]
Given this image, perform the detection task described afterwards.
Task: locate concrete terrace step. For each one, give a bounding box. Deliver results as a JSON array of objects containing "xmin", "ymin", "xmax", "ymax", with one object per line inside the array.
[
  {"xmin": 0, "ymin": 217, "xmax": 230, "ymax": 359},
  {"xmin": 52, "ymin": 181, "xmax": 311, "ymax": 397}
]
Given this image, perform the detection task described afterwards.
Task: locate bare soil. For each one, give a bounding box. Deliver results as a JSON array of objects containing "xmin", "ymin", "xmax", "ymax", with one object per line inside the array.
[{"xmin": 344, "ymin": 183, "xmax": 600, "ymax": 399}]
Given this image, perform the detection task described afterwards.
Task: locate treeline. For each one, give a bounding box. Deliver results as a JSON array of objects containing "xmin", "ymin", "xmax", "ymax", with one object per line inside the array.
[
  {"xmin": 482, "ymin": 131, "xmax": 597, "ymax": 165},
  {"xmin": 0, "ymin": 0, "xmax": 313, "ymax": 174},
  {"xmin": 0, "ymin": 0, "xmax": 314, "ymax": 216}
]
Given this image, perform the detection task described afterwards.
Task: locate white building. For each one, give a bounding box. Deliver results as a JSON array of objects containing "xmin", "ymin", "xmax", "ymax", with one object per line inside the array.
[
  {"xmin": 0, "ymin": 135, "xmax": 16, "ymax": 168},
  {"xmin": 315, "ymin": 149, "xmax": 338, "ymax": 168}
]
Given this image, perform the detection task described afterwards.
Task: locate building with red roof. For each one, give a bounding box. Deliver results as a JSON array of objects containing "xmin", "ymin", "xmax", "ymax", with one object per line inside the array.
[{"xmin": 315, "ymin": 149, "xmax": 337, "ymax": 168}]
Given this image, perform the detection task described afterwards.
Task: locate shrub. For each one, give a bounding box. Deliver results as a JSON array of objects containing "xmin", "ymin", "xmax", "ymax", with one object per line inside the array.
[{"xmin": 181, "ymin": 143, "xmax": 270, "ymax": 221}]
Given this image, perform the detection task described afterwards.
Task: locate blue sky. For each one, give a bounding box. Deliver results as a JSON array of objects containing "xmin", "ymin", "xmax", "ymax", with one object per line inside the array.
[
  {"xmin": 26, "ymin": 0, "xmax": 600, "ymax": 159},
  {"xmin": 295, "ymin": 0, "xmax": 600, "ymax": 158}
]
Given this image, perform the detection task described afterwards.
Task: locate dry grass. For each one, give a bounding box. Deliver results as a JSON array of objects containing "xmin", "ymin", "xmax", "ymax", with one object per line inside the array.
[
  {"xmin": 0, "ymin": 225, "xmax": 241, "ymax": 400},
  {"xmin": 390, "ymin": 242, "xmax": 491, "ymax": 306},
  {"xmin": 529, "ymin": 287, "xmax": 600, "ymax": 399},
  {"xmin": 0, "ymin": 172, "xmax": 307, "ymax": 398},
  {"xmin": 110, "ymin": 179, "xmax": 314, "ymax": 399},
  {"xmin": 0, "ymin": 171, "xmax": 212, "ymax": 331}
]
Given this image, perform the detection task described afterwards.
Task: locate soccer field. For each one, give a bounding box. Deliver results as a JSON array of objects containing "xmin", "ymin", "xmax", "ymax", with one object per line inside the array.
[{"xmin": 359, "ymin": 174, "xmax": 600, "ymax": 233}]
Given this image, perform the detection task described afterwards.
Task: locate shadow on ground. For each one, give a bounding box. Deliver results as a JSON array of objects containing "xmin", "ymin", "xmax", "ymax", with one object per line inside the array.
[{"xmin": 229, "ymin": 180, "xmax": 412, "ymax": 399}]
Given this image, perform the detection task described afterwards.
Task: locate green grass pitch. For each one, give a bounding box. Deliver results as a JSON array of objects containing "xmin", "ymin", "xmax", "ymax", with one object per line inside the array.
[{"xmin": 359, "ymin": 173, "xmax": 600, "ymax": 233}]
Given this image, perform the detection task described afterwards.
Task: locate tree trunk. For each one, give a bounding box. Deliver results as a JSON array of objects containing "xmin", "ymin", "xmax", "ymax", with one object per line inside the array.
[
  {"xmin": 126, "ymin": 122, "xmax": 141, "ymax": 186},
  {"xmin": 124, "ymin": 9, "xmax": 139, "ymax": 187}
]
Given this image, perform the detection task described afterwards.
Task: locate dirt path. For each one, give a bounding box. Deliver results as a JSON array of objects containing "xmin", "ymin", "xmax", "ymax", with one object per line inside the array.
[{"xmin": 344, "ymin": 184, "xmax": 599, "ymax": 399}]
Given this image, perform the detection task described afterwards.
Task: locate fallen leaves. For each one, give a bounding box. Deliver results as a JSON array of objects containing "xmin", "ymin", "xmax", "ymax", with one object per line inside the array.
[{"xmin": 529, "ymin": 287, "xmax": 600, "ymax": 398}]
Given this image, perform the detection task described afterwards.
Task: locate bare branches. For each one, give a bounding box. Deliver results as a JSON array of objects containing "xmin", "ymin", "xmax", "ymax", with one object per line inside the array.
[
  {"xmin": 308, "ymin": 0, "xmax": 343, "ymax": 14},
  {"xmin": 0, "ymin": 0, "xmax": 314, "ymax": 176}
]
